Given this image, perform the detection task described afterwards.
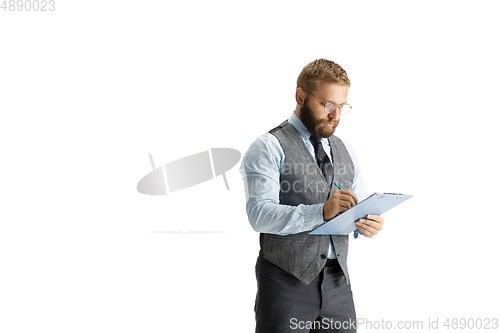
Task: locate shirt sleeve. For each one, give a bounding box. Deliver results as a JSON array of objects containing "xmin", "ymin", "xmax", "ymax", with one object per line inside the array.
[{"xmin": 239, "ymin": 133, "xmax": 325, "ymax": 235}]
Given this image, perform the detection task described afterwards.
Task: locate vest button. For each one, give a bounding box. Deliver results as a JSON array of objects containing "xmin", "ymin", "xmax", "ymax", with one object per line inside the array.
[{"xmin": 321, "ymin": 254, "xmax": 327, "ymax": 259}]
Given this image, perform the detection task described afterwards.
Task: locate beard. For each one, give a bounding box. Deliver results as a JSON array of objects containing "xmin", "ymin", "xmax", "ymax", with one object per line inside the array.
[{"xmin": 300, "ymin": 97, "xmax": 339, "ymax": 138}]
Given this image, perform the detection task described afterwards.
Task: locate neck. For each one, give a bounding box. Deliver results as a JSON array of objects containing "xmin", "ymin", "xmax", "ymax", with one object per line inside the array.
[{"xmin": 293, "ymin": 107, "xmax": 301, "ymax": 121}]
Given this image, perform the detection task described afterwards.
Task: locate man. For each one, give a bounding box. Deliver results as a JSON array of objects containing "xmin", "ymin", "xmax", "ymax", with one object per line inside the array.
[{"xmin": 240, "ymin": 59, "xmax": 385, "ymax": 333}]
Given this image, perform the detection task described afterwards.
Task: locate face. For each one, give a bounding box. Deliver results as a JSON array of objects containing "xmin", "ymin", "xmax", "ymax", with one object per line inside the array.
[{"xmin": 297, "ymin": 81, "xmax": 349, "ymax": 138}]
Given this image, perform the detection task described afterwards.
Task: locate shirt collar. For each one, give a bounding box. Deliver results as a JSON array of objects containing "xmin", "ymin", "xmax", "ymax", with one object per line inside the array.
[{"xmin": 288, "ymin": 112, "xmax": 331, "ymax": 146}]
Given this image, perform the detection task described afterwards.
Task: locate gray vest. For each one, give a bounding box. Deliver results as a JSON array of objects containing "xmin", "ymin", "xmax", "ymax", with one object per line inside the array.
[{"xmin": 259, "ymin": 120, "xmax": 355, "ymax": 285}]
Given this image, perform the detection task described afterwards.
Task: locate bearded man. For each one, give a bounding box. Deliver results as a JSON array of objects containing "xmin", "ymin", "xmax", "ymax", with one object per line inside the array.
[{"xmin": 240, "ymin": 59, "xmax": 385, "ymax": 333}]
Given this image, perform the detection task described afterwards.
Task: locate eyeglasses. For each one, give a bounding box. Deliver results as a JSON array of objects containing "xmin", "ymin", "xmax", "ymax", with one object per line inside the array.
[{"xmin": 306, "ymin": 91, "xmax": 352, "ymax": 116}]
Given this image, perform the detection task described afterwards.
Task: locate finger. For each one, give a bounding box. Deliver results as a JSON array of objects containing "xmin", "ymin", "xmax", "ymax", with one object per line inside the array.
[
  {"xmin": 338, "ymin": 194, "xmax": 356, "ymax": 207},
  {"xmin": 331, "ymin": 192, "xmax": 351, "ymax": 205},
  {"xmin": 338, "ymin": 199, "xmax": 353, "ymax": 210},
  {"xmin": 338, "ymin": 189, "xmax": 359, "ymax": 203},
  {"xmin": 356, "ymin": 219, "xmax": 382, "ymax": 232},
  {"xmin": 364, "ymin": 217, "xmax": 384, "ymax": 231},
  {"xmin": 359, "ymin": 218, "xmax": 373, "ymax": 226},
  {"xmin": 355, "ymin": 223, "xmax": 374, "ymax": 237},
  {"xmin": 367, "ymin": 215, "xmax": 385, "ymax": 224},
  {"xmin": 348, "ymin": 190, "xmax": 359, "ymax": 203},
  {"xmin": 356, "ymin": 222, "xmax": 378, "ymax": 236}
]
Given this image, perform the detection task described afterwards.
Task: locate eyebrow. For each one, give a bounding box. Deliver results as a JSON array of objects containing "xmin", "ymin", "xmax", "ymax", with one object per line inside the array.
[{"xmin": 321, "ymin": 97, "xmax": 348, "ymax": 106}]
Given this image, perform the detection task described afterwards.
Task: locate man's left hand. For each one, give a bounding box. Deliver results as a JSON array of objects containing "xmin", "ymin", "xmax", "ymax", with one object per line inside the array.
[{"xmin": 355, "ymin": 215, "xmax": 385, "ymax": 237}]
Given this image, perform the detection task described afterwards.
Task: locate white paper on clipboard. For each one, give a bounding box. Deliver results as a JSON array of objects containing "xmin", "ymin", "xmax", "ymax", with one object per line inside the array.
[{"xmin": 309, "ymin": 192, "xmax": 413, "ymax": 235}]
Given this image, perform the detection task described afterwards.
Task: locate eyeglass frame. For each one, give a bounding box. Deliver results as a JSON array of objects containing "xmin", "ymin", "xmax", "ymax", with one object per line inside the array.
[{"xmin": 303, "ymin": 90, "xmax": 352, "ymax": 116}]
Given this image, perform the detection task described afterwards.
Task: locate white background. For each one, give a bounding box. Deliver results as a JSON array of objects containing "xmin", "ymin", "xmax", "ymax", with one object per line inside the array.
[{"xmin": 1, "ymin": 1, "xmax": 499, "ymax": 332}]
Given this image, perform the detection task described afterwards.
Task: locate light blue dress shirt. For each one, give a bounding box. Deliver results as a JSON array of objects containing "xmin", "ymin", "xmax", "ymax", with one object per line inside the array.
[{"xmin": 240, "ymin": 112, "xmax": 369, "ymax": 258}]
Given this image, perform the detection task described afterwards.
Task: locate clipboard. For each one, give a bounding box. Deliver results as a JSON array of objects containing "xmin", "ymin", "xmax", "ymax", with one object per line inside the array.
[{"xmin": 309, "ymin": 192, "xmax": 413, "ymax": 235}]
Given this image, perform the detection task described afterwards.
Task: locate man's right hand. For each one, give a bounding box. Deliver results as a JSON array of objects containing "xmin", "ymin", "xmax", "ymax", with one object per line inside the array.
[{"xmin": 323, "ymin": 189, "xmax": 359, "ymax": 221}]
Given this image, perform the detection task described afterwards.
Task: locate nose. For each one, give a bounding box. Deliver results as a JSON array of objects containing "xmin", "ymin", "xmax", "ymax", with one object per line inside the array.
[{"xmin": 328, "ymin": 107, "xmax": 341, "ymax": 120}]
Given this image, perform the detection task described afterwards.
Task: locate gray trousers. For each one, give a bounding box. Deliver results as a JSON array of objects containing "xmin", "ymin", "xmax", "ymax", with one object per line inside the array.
[{"xmin": 255, "ymin": 255, "xmax": 356, "ymax": 333}]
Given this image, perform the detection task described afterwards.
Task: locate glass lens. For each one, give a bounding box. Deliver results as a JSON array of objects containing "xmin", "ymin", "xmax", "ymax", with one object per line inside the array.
[
  {"xmin": 325, "ymin": 103, "xmax": 337, "ymax": 114},
  {"xmin": 341, "ymin": 104, "xmax": 351, "ymax": 115}
]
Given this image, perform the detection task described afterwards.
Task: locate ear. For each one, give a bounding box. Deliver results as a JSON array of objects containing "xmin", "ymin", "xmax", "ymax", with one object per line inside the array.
[{"xmin": 295, "ymin": 87, "xmax": 307, "ymax": 106}]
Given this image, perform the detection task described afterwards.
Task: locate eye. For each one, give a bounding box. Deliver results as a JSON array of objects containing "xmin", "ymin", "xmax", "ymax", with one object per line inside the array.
[{"xmin": 326, "ymin": 102, "xmax": 335, "ymax": 108}]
